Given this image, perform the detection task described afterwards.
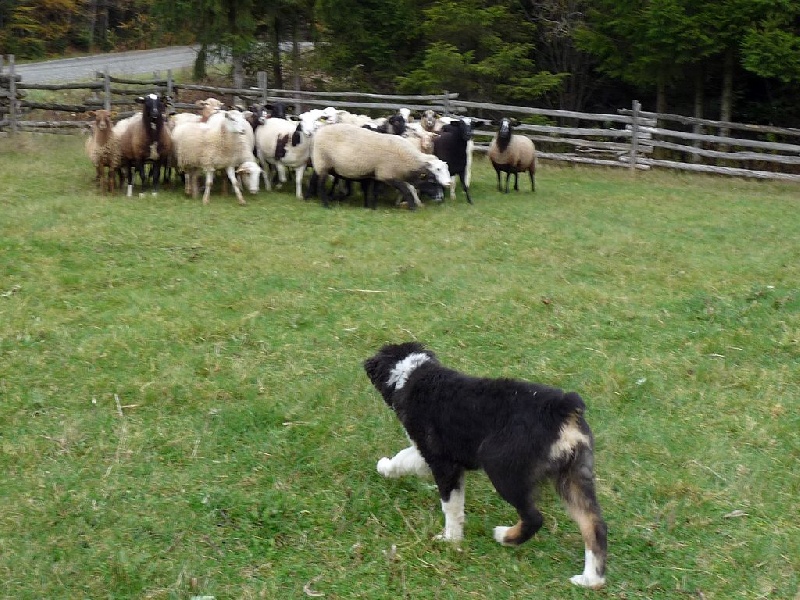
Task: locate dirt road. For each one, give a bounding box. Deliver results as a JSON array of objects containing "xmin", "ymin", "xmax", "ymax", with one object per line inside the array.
[{"xmin": 12, "ymin": 46, "xmax": 208, "ymax": 84}]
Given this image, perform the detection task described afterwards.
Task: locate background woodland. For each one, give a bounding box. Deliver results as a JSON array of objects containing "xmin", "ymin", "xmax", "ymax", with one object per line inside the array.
[{"xmin": 2, "ymin": 0, "xmax": 800, "ymax": 126}]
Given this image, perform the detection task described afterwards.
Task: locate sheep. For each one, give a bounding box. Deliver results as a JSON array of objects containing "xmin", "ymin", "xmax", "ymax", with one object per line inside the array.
[
  {"xmin": 487, "ymin": 117, "xmax": 536, "ymax": 193},
  {"xmin": 113, "ymin": 94, "xmax": 173, "ymax": 197},
  {"xmin": 171, "ymin": 109, "xmax": 259, "ymax": 205},
  {"xmin": 255, "ymin": 108, "xmax": 334, "ymax": 192},
  {"xmin": 420, "ymin": 109, "xmax": 444, "ymax": 133},
  {"xmin": 432, "ymin": 117, "xmax": 484, "ymax": 204},
  {"xmin": 272, "ymin": 121, "xmax": 314, "ymax": 200},
  {"xmin": 84, "ymin": 109, "xmax": 120, "ymax": 194},
  {"xmin": 310, "ymin": 123, "xmax": 451, "ymax": 209}
]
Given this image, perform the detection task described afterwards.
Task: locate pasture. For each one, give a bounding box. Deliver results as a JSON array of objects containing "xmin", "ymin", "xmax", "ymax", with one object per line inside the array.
[{"xmin": 0, "ymin": 133, "xmax": 798, "ymax": 599}]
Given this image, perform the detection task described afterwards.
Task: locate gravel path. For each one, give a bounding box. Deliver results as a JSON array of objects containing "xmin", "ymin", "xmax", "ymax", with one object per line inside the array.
[{"xmin": 11, "ymin": 46, "xmax": 209, "ymax": 84}]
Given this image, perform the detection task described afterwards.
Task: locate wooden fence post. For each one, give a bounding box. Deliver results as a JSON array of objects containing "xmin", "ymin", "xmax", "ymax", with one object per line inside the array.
[
  {"xmin": 258, "ymin": 71, "xmax": 268, "ymax": 105},
  {"xmin": 443, "ymin": 90, "xmax": 450, "ymax": 116},
  {"xmin": 103, "ymin": 66, "xmax": 111, "ymax": 111},
  {"xmin": 629, "ymin": 99, "xmax": 640, "ymax": 172},
  {"xmin": 9, "ymin": 54, "xmax": 17, "ymax": 135},
  {"xmin": 167, "ymin": 70, "xmax": 174, "ymax": 98}
]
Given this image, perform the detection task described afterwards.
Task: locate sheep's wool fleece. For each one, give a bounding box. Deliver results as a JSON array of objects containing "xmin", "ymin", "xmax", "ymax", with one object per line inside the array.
[
  {"xmin": 313, "ymin": 123, "xmax": 428, "ymax": 180},
  {"xmin": 488, "ymin": 135, "xmax": 535, "ymax": 170}
]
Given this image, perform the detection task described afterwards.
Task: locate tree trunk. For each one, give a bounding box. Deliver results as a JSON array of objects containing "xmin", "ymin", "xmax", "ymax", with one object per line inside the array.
[
  {"xmin": 720, "ymin": 47, "xmax": 734, "ymax": 138},
  {"xmin": 271, "ymin": 17, "xmax": 284, "ymax": 89},
  {"xmin": 194, "ymin": 44, "xmax": 207, "ymax": 81},
  {"xmin": 692, "ymin": 67, "xmax": 704, "ymax": 162}
]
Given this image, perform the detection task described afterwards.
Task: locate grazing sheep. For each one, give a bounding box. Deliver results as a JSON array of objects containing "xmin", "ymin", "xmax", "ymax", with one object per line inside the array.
[
  {"xmin": 487, "ymin": 117, "xmax": 536, "ymax": 193},
  {"xmin": 84, "ymin": 109, "xmax": 120, "ymax": 194},
  {"xmin": 171, "ymin": 109, "xmax": 257, "ymax": 205},
  {"xmin": 311, "ymin": 123, "xmax": 451, "ymax": 209},
  {"xmin": 114, "ymin": 94, "xmax": 173, "ymax": 197},
  {"xmin": 433, "ymin": 117, "xmax": 484, "ymax": 204}
]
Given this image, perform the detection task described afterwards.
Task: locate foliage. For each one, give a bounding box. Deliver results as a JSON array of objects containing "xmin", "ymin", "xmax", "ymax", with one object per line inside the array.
[
  {"xmin": 1, "ymin": 134, "xmax": 799, "ymax": 598},
  {"xmin": 313, "ymin": 0, "xmax": 423, "ymax": 89},
  {"xmin": 397, "ymin": 0, "xmax": 565, "ymax": 101}
]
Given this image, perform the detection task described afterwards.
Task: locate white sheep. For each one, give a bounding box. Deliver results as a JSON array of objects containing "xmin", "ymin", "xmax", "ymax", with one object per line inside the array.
[
  {"xmin": 487, "ymin": 117, "xmax": 536, "ymax": 193},
  {"xmin": 311, "ymin": 123, "xmax": 451, "ymax": 209},
  {"xmin": 171, "ymin": 109, "xmax": 258, "ymax": 205},
  {"xmin": 272, "ymin": 122, "xmax": 314, "ymax": 199},
  {"xmin": 84, "ymin": 109, "xmax": 120, "ymax": 194}
]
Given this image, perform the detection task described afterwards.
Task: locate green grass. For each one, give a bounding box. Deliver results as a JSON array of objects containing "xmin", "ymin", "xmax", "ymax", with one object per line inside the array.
[{"xmin": 1, "ymin": 133, "xmax": 798, "ymax": 599}]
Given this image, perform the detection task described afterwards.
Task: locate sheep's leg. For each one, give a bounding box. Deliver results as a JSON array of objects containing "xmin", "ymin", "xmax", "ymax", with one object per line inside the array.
[
  {"xmin": 513, "ymin": 172, "xmax": 520, "ymax": 192},
  {"xmin": 151, "ymin": 160, "xmax": 162, "ymax": 196},
  {"xmin": 391, "ymin": 182, "xmax": 419, "ymax": 210},
  {"xmin": 225, "ymin": 166, "xmax": 246, "ymax": 205},
  {"xmin": 529, "ymin": 163, "xmax": 536, "ymax": 192},
  {"xmin": 294, "ymin": 166, "xmax": 306, "ymax": 200},
  {"xmin": 449, "ymin": 180, "xmax": 456, "ymax": 201},
  {"xmin": 276, "ymin": 164, "xmax": 288, "ymax": 185},
  {"xmin": 202, "ymin": 170, "xmax": 214, "ymax": 205},
  {"xmin": 459, "ymin": 175, "xmax": 473, "ymax": 204}
]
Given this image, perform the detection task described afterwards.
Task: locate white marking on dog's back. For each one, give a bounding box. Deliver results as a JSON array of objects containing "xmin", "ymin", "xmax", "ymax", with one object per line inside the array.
[
  {"xmin": 550, "ymin": 416, "xmax": 590, "ymax": 460},
  {"xmin": 387, "ymin": 352, "xmax": 430, "ymax": 390}
]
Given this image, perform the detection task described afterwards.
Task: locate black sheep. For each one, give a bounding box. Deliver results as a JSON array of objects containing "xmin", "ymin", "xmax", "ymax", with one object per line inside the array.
[{"xmin": 432, "ymin": 117, "xmax": 484, "ymax": 204}]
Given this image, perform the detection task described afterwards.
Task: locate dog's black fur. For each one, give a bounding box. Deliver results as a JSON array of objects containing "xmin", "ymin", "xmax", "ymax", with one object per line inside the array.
[{"xmin": 364, "ymin": 341, "xmax": 607, "ymax": 586}]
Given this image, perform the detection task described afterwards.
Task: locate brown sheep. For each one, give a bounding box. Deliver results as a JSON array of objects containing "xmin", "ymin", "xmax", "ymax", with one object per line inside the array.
[
  {"xmin": 84, "ymin": 109, "xmax": 120, "ymax": 194},
  {"xmin": 487, "ymin": 117, "xmax": 536, "ymax": 193}
]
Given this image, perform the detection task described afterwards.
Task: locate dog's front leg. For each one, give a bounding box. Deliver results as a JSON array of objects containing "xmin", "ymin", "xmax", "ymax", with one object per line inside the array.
[
  {"xmin": 377, "ymin": 445, "xmax": 432, "ymax": 479},
  {"xmin": 439, "ymin": 482, "xmax": 465, "ymax": 541}
]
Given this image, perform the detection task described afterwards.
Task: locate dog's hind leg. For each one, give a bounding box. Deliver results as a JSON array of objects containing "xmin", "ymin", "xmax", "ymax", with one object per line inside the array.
[
  {"xmin": 486, "ymin": 467, "xmax": 544, "ymax": 547},
  {"xmin": 554, "ymin": 444, "xmax": 608, "ymax": 589}
]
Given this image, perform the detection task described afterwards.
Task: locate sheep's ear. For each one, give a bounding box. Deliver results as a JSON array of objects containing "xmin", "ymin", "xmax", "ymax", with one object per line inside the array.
[
  {"xmin": 289, "ymin": 115, "xmax": 301, "ymax": 121},
  {"xmin": 135, "ymin": 96, "xmax": 145, "ymax": 104},
  {"xmin": 110, "ymin": 111, "xmax": 118, "ymax": 118},
  {"xmin": 87, "ymin": 111, "xmax": 96, "ymax": 118},
  {"xmin": 510, "ymin": 118, "xmax": 520, "ymax": 127},
  {"xmin": 195, "ymin": 100, "xmax": 207, "ymax": 107}
]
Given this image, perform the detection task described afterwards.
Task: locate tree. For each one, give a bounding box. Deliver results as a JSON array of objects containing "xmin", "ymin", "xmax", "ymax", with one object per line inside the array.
[
  {"xmin": 397, "ymin": 0, "xmax": 565, "ymax": 102},
  {"xmin": 314, "ymin": 0, "xmax": 423, "ymax": 89}
]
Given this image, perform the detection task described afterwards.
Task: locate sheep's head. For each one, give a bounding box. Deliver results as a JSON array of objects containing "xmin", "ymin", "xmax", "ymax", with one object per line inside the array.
[
  {"xmin": 412, "ymin": 157, "xmax": 451, "ymax": 202},
  {"xmin": 421, "ymin": 109, "xmax": 439, "ymax": 132},
  {"xmin": 137, "ymin": 94, "xmax": 170, "ymax": 133},
  {"xmin": 88, "ymin": 109, "xmax": 114, "ymax": 131},
  {"xmin": 237, "ymin": 161, "xmax": 263, "ymax": 194},
  {"xmin": 385, "ymin": 114, "xmax": 407, "ymax": 136}
]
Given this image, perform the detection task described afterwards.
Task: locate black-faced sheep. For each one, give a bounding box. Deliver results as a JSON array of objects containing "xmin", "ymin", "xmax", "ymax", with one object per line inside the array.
[
  {"xmin": 311, "ymin": 123, "xmax": 451, "ymax": 209},
  {"xmin": 84, "ymin": 109, "xmax": 120, "ymax": 194},
  {"xmin": 433, "ymin": 117, "xmax": 484, "ymax": 204},
  {"xmin": 487, "ymin": 117, "xmax": 536, "ymax": 193},
  {"xmin": 113, "ymin": 94, "xmax": 173, "ymax": 197}
]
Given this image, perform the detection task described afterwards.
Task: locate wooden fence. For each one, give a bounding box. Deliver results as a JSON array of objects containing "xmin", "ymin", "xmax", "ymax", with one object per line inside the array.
[{"xmin": 2, "ymin": 53, "xmax": 799, "ymax": 183}]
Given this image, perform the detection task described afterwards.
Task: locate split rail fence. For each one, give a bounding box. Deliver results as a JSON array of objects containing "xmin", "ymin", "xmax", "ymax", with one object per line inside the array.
[{"xmin": 1, "ymin": 54, "xmax": 799, "ymax": 183}]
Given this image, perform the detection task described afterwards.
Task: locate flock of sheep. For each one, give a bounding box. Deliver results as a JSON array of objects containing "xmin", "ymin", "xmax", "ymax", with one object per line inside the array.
[{"xmin": 84, "ymin": 93, "xmax": 537, "ymax": 208}]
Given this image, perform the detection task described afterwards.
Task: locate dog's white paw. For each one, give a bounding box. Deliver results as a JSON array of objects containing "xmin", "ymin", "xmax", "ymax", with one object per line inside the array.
[
  {"xmin": 435, "ymin": 530, "xmax": 463, "ymax": 542},
  {"xmin": 493, "ymin": 526, "xmax": 517, "ymax": 546},
  {"xmin": 377, "ymin": 457, "xmax": 396, "ymax": 478},
  {"xmin": 570, "ymin": 574, "xmax": 606, "ymax": 589}
]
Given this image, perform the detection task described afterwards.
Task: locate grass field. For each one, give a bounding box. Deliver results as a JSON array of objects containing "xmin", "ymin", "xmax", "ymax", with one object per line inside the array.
[{"xmin": 1, "ymin": 133, "xmax": 798, "ymax": 599}]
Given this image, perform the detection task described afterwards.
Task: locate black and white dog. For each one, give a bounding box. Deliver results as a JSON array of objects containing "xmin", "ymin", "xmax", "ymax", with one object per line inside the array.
[{"xmin": 364, "ymin": 342, "xmax": 608, "ymax": 589}]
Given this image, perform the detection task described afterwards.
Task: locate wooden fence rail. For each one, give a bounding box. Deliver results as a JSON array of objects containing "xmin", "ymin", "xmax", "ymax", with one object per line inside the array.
[{"xmin": 1, "ymin": 53, "xmax": 799, "ymax": 183}]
